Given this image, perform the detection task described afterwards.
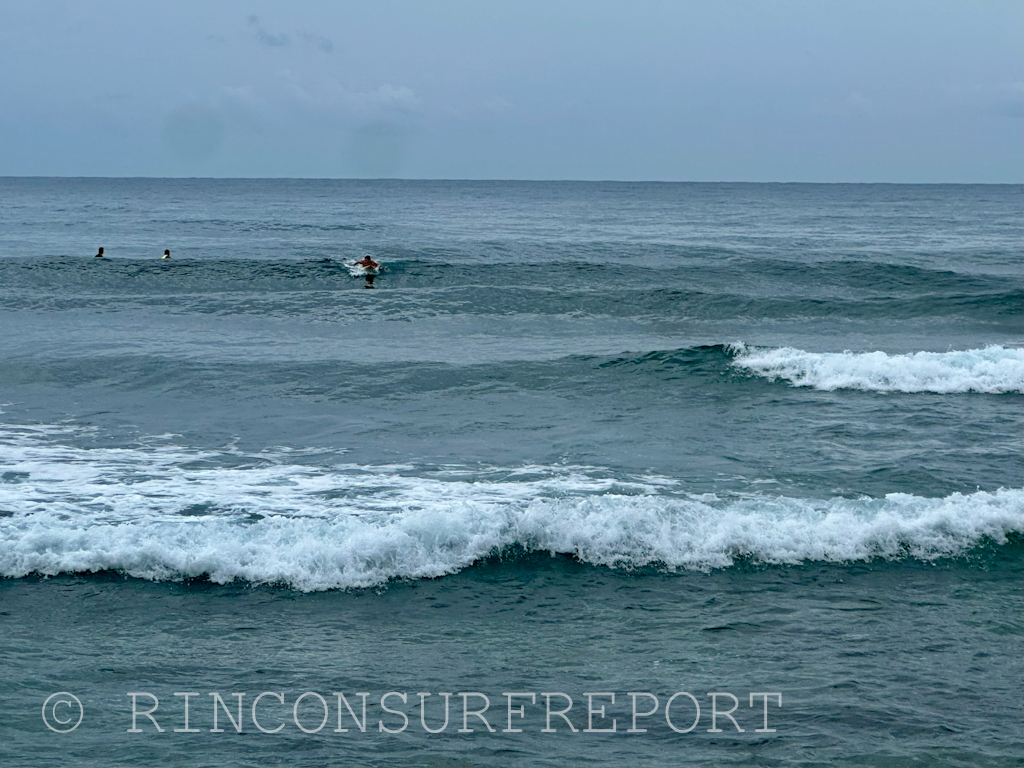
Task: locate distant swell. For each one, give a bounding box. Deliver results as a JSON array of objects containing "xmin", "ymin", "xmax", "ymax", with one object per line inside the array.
[
  {"xmin": 1, "ymin": 426, "xmax": 1020, "ymax": 590},
  {"xmin": 731, "ymin": 344, "xmax": 1024, "ymax": 394}
]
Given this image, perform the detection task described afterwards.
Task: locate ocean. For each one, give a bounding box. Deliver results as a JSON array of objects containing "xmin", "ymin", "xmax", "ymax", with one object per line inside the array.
[{"xmin": 0, "ymin": 178, "xmax": 1021, "ymax": 767}]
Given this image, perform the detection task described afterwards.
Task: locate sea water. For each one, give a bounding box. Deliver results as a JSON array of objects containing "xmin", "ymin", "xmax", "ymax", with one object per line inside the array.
[{"xmin": 0, "ymin": 179, "xmax": 1021, "ymax": 766}]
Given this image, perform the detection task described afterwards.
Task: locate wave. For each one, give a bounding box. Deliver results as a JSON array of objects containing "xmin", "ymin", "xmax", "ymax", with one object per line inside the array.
[
  {"xmin": 731, "ymin": 344, "xmax": 1024, "ymax": 394},
  {"xmin": 2, "ymin": 254, "xmax": 1018, "ymax": 296},
  {"xmin": 1, "ymin": 427, "xmax": 1020, "ymax": 591},
  {"xmin": 4, "ymin": 284, "xmax": 1018, "ymax": 327},
  {"xmin": 150, "ymin": 217, "xmax": 376, "ymax": 232},
  {"xmin": 3, "ymin": 344, "xmax": 1021, "ymax": 398}
]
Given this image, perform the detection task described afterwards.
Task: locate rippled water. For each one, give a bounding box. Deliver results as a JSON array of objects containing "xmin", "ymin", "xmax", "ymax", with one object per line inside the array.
[{"xmin": 0, "ymin": 179, "xmax": 1021, "ymax": 766}]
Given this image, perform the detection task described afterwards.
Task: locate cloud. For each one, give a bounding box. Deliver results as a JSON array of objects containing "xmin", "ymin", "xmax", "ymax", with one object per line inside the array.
[
  {"xmin": 248, "ymin": 15, "xmax": 289, "ymax": 48},
  {"xmin": 245, "ymin": 16, "xmax": 334, "ymax": 54}
]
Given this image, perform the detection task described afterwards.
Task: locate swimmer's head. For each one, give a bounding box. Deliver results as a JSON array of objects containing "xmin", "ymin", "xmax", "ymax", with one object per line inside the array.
[
  {"xmin": 163, "ymin": 250, "xmax": 171, "ymax": 258},
  {"xmin": 97, "ymin": 247, "xmax": 104, "ymax": 255}
]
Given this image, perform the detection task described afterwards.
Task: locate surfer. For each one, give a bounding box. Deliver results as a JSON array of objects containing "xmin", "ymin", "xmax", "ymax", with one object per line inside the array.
[
  {"xmin": 354, "ymin": 255, "xmax": 379, "ymax": 287},
  {"xmin": 162, "ymin": 249, "xmax": 171, "ymax": 259},
  {"xmin": 95, "ymin": 247, "xmax": 104, "ymax": 258}
]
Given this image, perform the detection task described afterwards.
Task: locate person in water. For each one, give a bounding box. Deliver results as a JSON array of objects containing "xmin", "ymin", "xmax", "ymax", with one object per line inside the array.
[
  {"xmin": 162, "ymin": 249, "xmax": 171, "ymax": 259},
  {"xmin": 354, "ymin": 255, "xmax": 379, "ymax": 287},
  {"xmin": 95, "ymin": 247, "xmax": 104, "ymax": 258}
]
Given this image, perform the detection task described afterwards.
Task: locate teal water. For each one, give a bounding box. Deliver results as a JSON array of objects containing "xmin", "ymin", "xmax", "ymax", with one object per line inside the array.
[{"xmin": 0, "ymin": 180, "xmax": 1021, "ymax": 766}]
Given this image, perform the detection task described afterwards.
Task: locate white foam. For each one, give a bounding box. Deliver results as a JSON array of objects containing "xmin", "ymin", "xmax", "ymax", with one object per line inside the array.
[
  {"xmin": 731, "ymin": 344, "xmax": 1024, "ymax": 393},
  {"xmin": 346, "ymin": 260, "xmax": 380, "ymax": 277},
  {"xmin": 1, "ymin": 426, "xmax": 1021, "ymax": 591}
]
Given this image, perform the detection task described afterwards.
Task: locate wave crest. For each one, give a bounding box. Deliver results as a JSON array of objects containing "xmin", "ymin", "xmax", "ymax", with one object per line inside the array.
[
  {"xmin": 2, "ymin": 489, "xmax": 1019, "ymax": 591},
  {"xmin": 2, "ymin": 422, "xmax": 1020, "ymax": 591},
  {"xmin": 1, "ymin": 447, "xmax": 1019, "ymax": 590},
  {"xmin": 731, "ymin": 344, "xmax": 1024, "ymax": 393}
]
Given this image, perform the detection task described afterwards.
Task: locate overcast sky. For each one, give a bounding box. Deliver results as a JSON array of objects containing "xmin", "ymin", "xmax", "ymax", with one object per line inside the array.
[{"xmin": 1, "ymin": 1, "xmax": 1020, "ymax": 181}]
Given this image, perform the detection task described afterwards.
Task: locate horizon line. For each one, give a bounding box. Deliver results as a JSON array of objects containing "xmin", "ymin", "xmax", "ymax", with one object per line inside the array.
[{"xmin": 1, "ymin": 175, "xmax": 1021, "ymax": 185}]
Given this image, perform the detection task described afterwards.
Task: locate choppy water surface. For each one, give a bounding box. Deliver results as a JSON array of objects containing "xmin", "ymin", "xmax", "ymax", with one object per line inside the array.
[{"xmin": 0, "ymin": 179, "xmax": 1021, "ymax": 767}]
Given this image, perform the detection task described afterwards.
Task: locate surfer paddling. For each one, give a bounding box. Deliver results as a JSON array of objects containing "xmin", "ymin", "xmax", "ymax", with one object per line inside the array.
[{"xmin": 353, "ymin": 255, "xmax": 380, "ymax": 287}]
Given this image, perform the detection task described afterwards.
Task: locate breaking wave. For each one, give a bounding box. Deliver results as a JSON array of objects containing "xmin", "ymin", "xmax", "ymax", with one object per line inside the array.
[
  {"xmin": 1, "ymin": 424, "xmax": 1020, "ymax": 591},
  {"xmin": 731, "ymin": 344, "xmax": 1024, "ymax": 394}
]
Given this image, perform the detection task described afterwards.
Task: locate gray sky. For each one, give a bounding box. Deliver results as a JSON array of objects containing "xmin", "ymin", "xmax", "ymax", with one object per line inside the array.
[{"xmin": 1, "ymin": 0, "xmax": 1020, "ymax": 181}]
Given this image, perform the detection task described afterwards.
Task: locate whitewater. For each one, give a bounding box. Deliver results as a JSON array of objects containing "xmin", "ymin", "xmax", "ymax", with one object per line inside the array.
[
  {"xmin": 732, "ymin": 343, "xmax": 1024, "ymax": 393},
  {"xmin": 2, "ymin": 422, "xmax": 1021, "ymax": 590}
]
